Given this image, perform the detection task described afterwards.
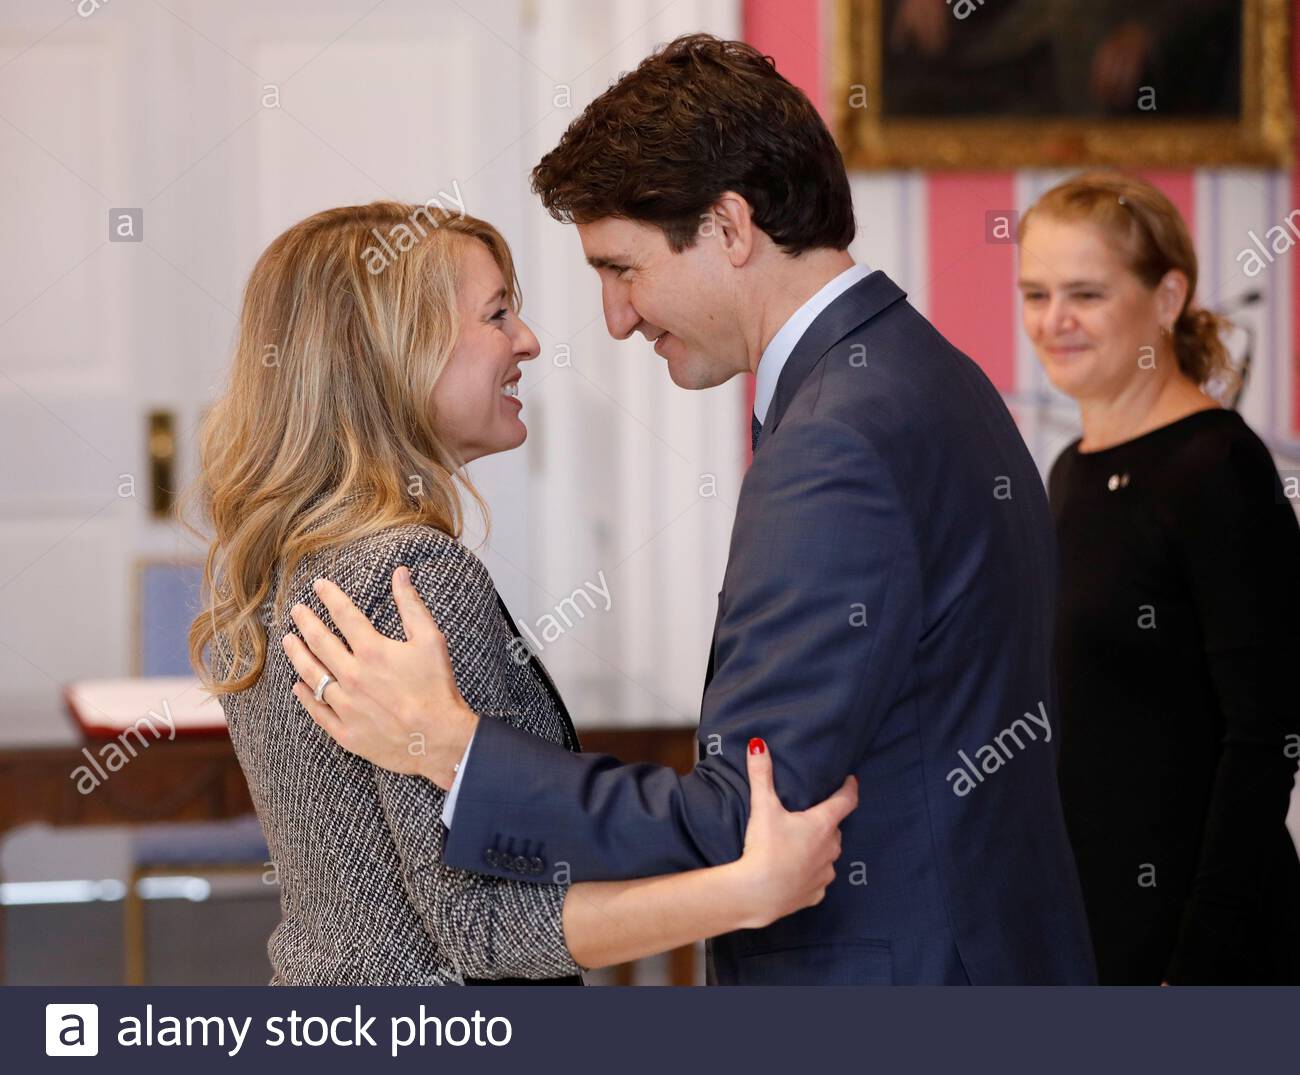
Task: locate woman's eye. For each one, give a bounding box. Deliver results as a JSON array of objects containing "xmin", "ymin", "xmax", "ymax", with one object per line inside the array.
[{"xmin": 490, "ymin": 307, "xmax": 509, "ymax": 323}]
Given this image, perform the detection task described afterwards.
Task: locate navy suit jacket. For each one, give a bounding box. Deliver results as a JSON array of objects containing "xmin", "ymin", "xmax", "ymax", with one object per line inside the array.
[{"xmin": 443, "ymin": 270, "xmax": 1097, "ymax": 985}]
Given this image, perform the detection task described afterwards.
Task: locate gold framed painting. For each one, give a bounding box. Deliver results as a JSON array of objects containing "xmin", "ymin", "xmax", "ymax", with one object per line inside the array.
[{"xmin": 833, "ymin": 0, "xmax": 1293, "ymax": 169}]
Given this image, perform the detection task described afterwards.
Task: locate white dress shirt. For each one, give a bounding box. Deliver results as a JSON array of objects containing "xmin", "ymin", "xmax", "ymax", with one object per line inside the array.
[
  {"xmin": 440, "ymin": 725, "xmax": 475, "ymax": 826},
  {"xmin": 752, "ymin": 261, "xmax": 871, "ymax": 425},
  {"xmin": 442, "ymin": 259, "xmax": 871, "ymax": 828}
]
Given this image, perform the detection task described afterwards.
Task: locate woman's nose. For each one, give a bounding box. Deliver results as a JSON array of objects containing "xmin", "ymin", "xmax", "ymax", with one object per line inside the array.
[
  {"xmin": 516, "ymin": 321, "xmax": 541, "ymax": 362},
  {"xmin": 1045, "ymin": 299, "xmax": 1076, "ymax": 334}
]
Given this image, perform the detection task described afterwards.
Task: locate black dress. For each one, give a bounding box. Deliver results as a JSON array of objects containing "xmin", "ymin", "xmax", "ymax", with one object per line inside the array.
[{"xmin": 1049, "ymin": 409, "xmax": 1300, "ymax": 984}]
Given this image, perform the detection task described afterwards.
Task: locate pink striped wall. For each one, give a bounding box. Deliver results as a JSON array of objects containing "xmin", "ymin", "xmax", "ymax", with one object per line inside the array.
[
  {"xmin": 1294, "ymin": 0, "xmax": 1300, "ymax": 437},
  {"xmin": 926, "ymin": 173, "xmax": 1019, "ymax": 391},
  {"xmin": 741, "ymin": 0, "xmax": 824, "ymax": 458},
  {"xmin": 742, "ymin": 0, "xmax": 825, "ymax": 116},
  {"xmin": 743, "ymin": 2, "xmax": 1300, "ymax": 443},
  {"xmin": 1139, "ymin": 172, "xmax": 1197, "ymax": 231}
]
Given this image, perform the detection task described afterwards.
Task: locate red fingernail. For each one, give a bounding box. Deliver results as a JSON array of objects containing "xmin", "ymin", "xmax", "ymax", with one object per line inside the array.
[{"xmin": 748, "ymin": 737, "xmax": 766, "ymax": 755}]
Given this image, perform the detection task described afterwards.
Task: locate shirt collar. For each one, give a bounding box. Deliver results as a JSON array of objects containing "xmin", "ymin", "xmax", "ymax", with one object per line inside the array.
[{"xmin": 753, "ymin": 262, "xmax": 871, "ymax": 425}]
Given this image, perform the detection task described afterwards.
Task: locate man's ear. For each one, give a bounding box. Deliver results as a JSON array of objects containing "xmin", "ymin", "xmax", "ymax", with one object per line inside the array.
[{"xmin": 707, "ymin": 191, "xmax": 756, "ymax": 268}]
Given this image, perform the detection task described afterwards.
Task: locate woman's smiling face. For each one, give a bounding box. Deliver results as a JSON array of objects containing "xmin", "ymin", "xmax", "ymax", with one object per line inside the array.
[
  {"xmin": 1018, "ymin": 215, "xmax": 1183, "ymax": 403},
  {"xmin": 431, "ymin": 237, "xmax": 540, "ymax": 463}
]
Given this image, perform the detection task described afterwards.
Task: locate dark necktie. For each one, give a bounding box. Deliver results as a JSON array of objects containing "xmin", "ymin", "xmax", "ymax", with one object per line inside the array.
[{"xmin": 751, "ymin": 412, "xmax": 762, "ymax": 454}]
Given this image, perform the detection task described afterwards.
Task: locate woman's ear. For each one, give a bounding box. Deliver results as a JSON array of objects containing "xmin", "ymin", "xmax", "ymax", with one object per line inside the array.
[
  {"xmin": 708, "ymin": 191, "xmax": 756, "ymax": 268},
  {"xmin": 1157, "ymin": 269, "xmax": 1190, "ymax": 330}
]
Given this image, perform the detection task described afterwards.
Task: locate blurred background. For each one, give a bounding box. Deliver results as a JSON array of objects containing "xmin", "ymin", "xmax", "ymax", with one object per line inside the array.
[{"xmin": 0, "ymin": 0, "xmax": 1297, "ymax": 985}]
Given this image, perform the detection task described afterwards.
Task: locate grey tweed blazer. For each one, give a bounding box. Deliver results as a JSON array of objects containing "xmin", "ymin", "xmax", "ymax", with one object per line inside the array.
[{"xmin": 218, "ymin": 523, "xmax": 582, "ymax": 985}]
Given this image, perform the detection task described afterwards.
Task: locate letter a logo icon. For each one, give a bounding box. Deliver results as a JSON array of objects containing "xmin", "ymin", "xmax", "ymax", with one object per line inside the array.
[{"xmin": 46, "ymin": 1004, "xmax": 99, "ymax": 1056}]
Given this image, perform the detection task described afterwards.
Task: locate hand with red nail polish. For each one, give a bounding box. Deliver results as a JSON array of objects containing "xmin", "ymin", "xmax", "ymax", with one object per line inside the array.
[{"xmin": 731, "ymin": 738, "xmax": 858, "ymax": 929}]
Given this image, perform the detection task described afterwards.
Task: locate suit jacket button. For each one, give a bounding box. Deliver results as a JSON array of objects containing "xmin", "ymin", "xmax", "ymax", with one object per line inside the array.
[
  {"xmin": 529, "ymin": 856, "xmax": 544, "ymax": 874},
  {"xmin": 513, "ymin": 855, "xmax": 529, "ymax": 872},
  {"xmin": 484, "ymin": 849, "xmax": 499, "ymax": 866}
]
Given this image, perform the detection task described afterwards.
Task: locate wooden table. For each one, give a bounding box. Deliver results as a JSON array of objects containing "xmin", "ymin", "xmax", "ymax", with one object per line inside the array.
[{"xmin": 0, "ymin": 726, "xmax": 699, "ymax": 985}]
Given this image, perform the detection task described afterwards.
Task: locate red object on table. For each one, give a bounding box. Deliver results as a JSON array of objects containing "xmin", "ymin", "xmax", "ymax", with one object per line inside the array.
[{"xmin": 63, "ymin": 677, "xmax": 229, "ymax": 740}]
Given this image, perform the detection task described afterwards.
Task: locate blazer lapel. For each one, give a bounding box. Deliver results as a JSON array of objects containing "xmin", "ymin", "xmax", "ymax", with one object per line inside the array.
[
  {"xmin": 707, "ymin": 271, "xmax": 907, "ymax": 688},
  {"xmin": 494, "ymin": 590, "xmax": 581, "ymax": 752},
  {"xmin": 760, "ymin": 270, "xmax": 907, "ymax": 446}
]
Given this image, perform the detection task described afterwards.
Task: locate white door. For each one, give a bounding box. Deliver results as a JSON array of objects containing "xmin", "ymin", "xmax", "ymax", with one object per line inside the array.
[{"xmin": 0, "ymin": 0, "xmax": 742, "ymax": 746}]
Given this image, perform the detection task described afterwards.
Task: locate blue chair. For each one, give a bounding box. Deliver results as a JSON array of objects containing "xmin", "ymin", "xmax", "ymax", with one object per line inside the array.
[
  {"xmin": 124, "ymin": 816, "xmax": 271, "ymax": 984},
  {"xmin": 123, "ymin": 560, "xmax": 271, "ymax": 984}
]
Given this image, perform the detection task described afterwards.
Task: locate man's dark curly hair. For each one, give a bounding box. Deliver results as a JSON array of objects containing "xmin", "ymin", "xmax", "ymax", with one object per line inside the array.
[{"xmin": 531, "ymin": 33, "xmax": 855, "ymax": 255}]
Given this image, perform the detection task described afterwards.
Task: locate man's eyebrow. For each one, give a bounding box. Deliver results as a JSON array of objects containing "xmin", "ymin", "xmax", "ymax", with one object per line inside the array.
[
  {"xmin": 586, "ymin": 255, "xmax": 628, "ymax": 270},
  {"xmin": 1016, "ymin": 278, "xmax": 1106, "ymax": 289}
]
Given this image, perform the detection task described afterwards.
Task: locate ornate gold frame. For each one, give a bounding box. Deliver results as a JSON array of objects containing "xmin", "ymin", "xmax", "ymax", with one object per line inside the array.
[{"xmin": 833, "ymin": 0, "xmax": 1293, "ymax": 169}]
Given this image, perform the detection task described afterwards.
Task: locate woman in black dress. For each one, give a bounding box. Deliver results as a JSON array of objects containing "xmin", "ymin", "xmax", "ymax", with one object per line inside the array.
[{"xmin": 1017, "ymin": 172, "xmax": 1300, "ymax": 984}]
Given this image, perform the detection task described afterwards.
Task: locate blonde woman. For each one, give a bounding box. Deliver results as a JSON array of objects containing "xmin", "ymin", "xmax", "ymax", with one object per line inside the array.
[
  {"xmin": 186, "ymin": 203, "xmax": 856, "ymax": 986},
  {"xmin": 1017, "ymin": 173, "xmax": 1300, "ymax": 983}
]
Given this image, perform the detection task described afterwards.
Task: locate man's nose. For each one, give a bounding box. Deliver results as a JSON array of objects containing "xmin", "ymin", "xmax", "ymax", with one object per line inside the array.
[{"xmin": 601, "ymin": 281, "xmax": 639, "ymax": 341}]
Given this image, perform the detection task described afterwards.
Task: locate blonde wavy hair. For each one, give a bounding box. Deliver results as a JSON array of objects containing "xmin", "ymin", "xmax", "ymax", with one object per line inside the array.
[
  {"xmin": 183, "ymin": 202, "xmax": 519, "ymax": 696},
  {"xmin": 1019, "ymin": 171, "xmax": 1232, "ymax": 389}
]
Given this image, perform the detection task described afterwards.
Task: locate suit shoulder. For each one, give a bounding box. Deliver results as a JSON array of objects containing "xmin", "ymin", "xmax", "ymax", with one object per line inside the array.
[{"xmin": 809, "ymin": 304, "xmax": 974, "ymax": 417}]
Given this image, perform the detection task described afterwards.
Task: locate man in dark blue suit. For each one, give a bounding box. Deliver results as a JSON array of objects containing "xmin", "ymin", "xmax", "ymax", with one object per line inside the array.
[{"xmin": 293, "ymin": 34, "xmax": 1095, "ymax": 984}]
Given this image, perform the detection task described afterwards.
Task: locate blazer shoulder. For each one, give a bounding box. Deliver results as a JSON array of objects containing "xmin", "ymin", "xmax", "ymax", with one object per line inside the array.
[
  {"xmin": 286, "ymin": 523, "xmax": 495, "ymax": 618},
  {"xmin": 810, "ymin": 299, "xmax": 1006, "ymax": 443},
  {"xmin": 347, "ymin": 523, "xmax": 494, "ymax": 596},
  {"xmin": 347, "ymin": 522, "xmax": 484, "ymax": 570}
]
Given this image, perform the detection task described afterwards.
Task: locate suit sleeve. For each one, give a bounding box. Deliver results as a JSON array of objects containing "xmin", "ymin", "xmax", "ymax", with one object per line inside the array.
[
  {"xmin": 443, "ymin": 416, "xmax": 922, "ymax": 882},
  {"xmin": 373, "ymin": 766, "xmax": 580, "ymax": 979},
  {"xmin": 365, "ymin": 544, "xmax": 580, "ymax": 980}
]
